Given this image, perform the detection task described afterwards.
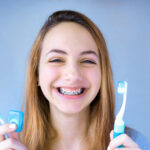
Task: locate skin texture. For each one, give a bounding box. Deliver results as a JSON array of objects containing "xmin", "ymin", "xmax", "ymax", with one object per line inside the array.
[{"xmin": 0, "ymin": 22, "xmax": 141, "ymax": 150}]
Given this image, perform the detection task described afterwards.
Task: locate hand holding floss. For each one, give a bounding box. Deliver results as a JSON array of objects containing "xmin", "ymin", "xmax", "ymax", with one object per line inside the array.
[{"xmin": 0, "ymin": 110, "xmax": 24, "ymax": 139}]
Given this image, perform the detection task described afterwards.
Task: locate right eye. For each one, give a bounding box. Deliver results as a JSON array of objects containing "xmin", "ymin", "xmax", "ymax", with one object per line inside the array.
[{"xmin": 48, "ymin": 58, "xmax": 64, "ymax": 63}]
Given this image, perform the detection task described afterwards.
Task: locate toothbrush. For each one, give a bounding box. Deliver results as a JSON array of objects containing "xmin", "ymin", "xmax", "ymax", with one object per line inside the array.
[
  {"xmin": 0, "ymin": 114, "xmax": 8, "ymax": 139},
  {"xmin": 113, "ymin": 81, "xmax": 128, "ymax": 148}
]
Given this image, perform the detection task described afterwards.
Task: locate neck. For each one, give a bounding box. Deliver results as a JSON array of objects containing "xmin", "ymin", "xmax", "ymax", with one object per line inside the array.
[{"xmin": 49, "ymin": 105, "xmax": 90, "ymax": 150}]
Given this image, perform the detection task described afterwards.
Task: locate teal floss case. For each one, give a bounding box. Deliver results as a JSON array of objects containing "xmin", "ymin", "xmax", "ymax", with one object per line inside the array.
[{"xmin": 8, "ymin": 110, "xmax": 24, "ymax": 132}]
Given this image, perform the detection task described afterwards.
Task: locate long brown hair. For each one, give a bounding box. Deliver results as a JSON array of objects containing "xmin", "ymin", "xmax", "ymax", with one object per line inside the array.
[{"xmin": 21, "ymin": 10, "xmax": 115, "ymax": 150}]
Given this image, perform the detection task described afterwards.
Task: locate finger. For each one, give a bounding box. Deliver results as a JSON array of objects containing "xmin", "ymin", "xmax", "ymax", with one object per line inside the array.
[
  {"xmin": 0, "ymin": 124, "xmax": 17, "ymax": 135},
  {"xmin": 0, "ymin": 124, "xmax": 17, "ymax": 142},
  {"xmin": 0, "ymin": 138, "xmax": 27, "ymax": 150},
  {"xmin": 107, "ymin": 130, "xmax": 114, "ymax": 150},
  {"xmin": 110, "ymin": 130, "xmax": 113, "ymax": 141},
  {"xmin": 109, "ymin": 134, "xmax": 139, "ymax": 149},
  {"xmin": 8, "ymin": 132, "xmax": 19, "ymax": 140}
]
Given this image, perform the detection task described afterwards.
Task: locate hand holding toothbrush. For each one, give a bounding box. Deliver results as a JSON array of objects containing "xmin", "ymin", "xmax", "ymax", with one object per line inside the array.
[
  {"xmin": 107, "ymin": 130, "xmax": 141, "ymax": 150},
  {"xmin": 107, "ymin": 81, "xmax": 141, "ymax": 150},
  {"xmin": 0, "ymin": 123, "xmax": 27, "ymax": 150}
]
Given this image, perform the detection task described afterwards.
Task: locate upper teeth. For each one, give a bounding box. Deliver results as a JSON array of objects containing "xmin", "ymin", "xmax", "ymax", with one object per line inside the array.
[{"xmin": 59, "ymin": 88, "xmax": 83, "ymax": 95}]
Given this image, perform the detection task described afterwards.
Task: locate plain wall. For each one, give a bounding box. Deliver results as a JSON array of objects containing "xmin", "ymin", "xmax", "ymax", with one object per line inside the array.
[{"xmin": 0, "ymin": 0, "xmax": 150, "ymax": 141}]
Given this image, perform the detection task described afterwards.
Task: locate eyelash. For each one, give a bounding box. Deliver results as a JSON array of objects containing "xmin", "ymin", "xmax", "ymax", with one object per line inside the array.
[
  {"xmin": 49, "ymin": 59, "xmax": 64, "ymax": 63},
  {"xmin": 49, "ymin": 59, "xmax": 96, "ymax": 64},
  {"xmin": 82, "ymin": 60, "xmax": 96, "ymax": 64}
]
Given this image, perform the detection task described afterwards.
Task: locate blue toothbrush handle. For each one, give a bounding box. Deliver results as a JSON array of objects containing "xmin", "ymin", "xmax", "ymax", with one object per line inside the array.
[
  {"xmin": 113, "ymin": 130, "xmax": 124, "ymax": 138},
  {"xmin": 113, "ymin": 123, "xmax": 125, "ymax": 148},
  {"xmin": 113, "ymin": 131, "xmax": 124, "ymax": 148}
]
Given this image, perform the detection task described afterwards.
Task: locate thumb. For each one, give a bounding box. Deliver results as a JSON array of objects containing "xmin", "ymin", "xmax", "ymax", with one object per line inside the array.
[{"xmin": 110, "ymin": 130, "xmax": 113, "ymax": 141}]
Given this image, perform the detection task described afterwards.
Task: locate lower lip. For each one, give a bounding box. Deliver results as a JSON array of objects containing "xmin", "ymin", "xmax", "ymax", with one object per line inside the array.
[{"xmin": 54, "ymin": 88, "xmax": 87, "ymax": 100}]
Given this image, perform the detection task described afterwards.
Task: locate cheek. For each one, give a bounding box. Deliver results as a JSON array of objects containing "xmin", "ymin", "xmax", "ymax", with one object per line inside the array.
[
  {"xmin": 86, "ymin": 68, "xmax": 101, "ymax": 86},
  {"xmin": 83, "ymin": 68, "xmax": 101, "ymax": 105},
  {"xmin": 39, "ymin": 66, "xmax": 60, "ymax": 87},
  {"xmin": 85, "ymin": 68, "xmax": 101, "ymax": 96}
]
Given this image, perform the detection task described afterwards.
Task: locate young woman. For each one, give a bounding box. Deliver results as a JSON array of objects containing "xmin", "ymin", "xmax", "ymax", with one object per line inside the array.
[{"xmin": 0, "ymin": 10, "xmax": 147, "ymax": 150}]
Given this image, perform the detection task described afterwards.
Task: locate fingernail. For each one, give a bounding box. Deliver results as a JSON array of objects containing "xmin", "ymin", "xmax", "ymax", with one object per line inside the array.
[
  {"xmin": 9, "ymin": 124, "xmax": 16, "ymax": 129},
  {"xmin": 107, "ymin": 146, "xmax": 110, "ymax": 150}
]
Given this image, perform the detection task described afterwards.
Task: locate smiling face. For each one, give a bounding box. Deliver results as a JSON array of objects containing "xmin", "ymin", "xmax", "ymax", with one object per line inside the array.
[{"xmin": 38, "ymin": 22, "xmax": 101, "ymax": 114}]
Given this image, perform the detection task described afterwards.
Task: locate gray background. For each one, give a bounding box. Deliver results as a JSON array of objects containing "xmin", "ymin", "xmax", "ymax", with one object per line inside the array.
[{"xmin": 0, "ymin": 0, "xmax": 150, "ymax": 141}]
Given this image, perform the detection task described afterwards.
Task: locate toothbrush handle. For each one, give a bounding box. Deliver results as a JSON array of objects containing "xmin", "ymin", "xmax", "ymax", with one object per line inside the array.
[
  {"xmin": 113, "ymin": 131, "xmax": 124, "ymax": 148},
  {"xmin": 113, "ymin": 130, "xmax": 124, "ymax": 138},
  {"xmin": 113, "ymin": 124, "xmax": 125, "ymax": 148}
]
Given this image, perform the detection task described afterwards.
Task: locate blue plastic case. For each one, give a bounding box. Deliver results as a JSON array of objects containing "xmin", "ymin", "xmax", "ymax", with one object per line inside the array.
[{"xmin": 8, "ymin": 110, "xmax": 24, "ymax": 132}]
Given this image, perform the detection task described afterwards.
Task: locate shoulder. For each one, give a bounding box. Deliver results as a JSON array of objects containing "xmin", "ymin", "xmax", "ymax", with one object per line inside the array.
[{"xmin": 125, "ymin": 126, "xmax": 150, "ymax": 150}]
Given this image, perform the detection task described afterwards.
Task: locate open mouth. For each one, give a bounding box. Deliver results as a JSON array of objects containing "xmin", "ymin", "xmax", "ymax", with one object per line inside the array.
[{"xmin": 57, "ymin": 87, "xmax": 85, "ymax": 96}]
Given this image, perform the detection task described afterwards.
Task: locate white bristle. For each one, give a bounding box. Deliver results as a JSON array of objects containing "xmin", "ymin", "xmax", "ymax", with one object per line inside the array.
[
  {"xmin": 116, "ymin": 81, "xmax": 128, "ymax": 122},
  {"xmin": 117, "ymin": 81, "xmax": 127, "ymax": 94}
]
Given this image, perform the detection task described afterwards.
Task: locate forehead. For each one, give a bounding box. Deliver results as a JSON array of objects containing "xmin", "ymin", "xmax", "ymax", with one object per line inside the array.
[{"xmin": 41, "ymin": 22, "xmax": 98, "ymax": 54}]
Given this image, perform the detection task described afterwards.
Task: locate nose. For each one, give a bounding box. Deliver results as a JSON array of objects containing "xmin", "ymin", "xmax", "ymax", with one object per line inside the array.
[{"xmin": 62, "ymin": 63, "xmax": 83, "ymax": 83}]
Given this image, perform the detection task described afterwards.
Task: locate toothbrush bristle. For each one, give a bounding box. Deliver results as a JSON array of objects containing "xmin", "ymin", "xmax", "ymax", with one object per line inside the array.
[{"xmin": 117, "ymin": 81, "xmax": 127, "ymax": 94}]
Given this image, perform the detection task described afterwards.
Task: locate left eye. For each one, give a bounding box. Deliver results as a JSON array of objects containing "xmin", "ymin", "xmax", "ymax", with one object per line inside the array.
[
  {"xmin": 81, "ymin": 60, "xmax": 96, "ymax": 64},
  {"xmin": 48, "ymin": 59, "xmax": 64, "ymax": 63}
]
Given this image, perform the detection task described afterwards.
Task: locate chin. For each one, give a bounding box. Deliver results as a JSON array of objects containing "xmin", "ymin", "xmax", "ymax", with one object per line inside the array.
[{"xmin": 57, "ymin": 104, "xmax": 89, "ymax": 115}]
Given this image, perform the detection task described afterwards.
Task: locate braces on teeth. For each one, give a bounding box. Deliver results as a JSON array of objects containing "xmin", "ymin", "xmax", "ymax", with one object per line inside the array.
[{"xmin": 58, "ymin": 88, "xmax": 84, "ymax": 95}]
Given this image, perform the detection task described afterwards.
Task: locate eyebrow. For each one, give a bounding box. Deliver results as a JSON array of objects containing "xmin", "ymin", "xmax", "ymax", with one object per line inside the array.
[{"xmin": 46, "ymin": 49, "xmax": 98, "ymax": 57}]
